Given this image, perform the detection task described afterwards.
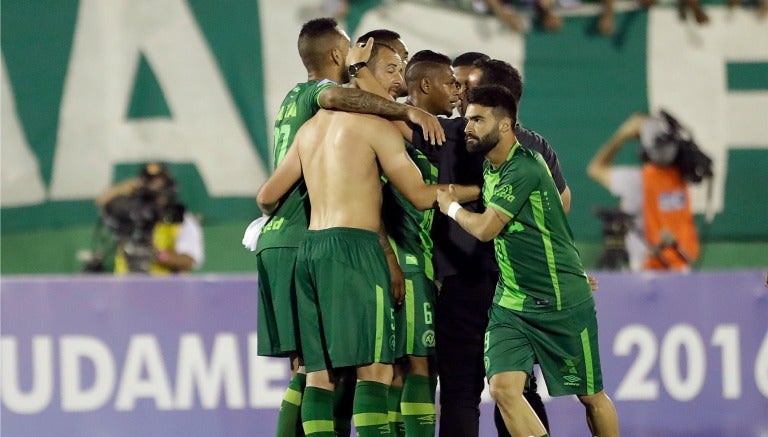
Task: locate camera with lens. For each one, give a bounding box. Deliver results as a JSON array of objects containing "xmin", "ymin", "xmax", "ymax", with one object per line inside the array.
[
  {"xmin": 643, "ymin": 109, "xmax": 713, "ymax": 183},
  {"xmin": 99, "ymin": 163, "xmax": 184, "ymax": 273},
  {"xmin": 593, "ymin": 207, "xmax": 635, "ymax": 270}
]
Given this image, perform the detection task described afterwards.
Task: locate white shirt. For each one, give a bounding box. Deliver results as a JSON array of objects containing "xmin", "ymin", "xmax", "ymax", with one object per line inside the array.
[
  {"xmin": 175, "ymin": 212, "xmax": 205, "ymax": 269},
  {"xmin": 608, "ymin": 166, "xmax": 647, "ymax": 271}
]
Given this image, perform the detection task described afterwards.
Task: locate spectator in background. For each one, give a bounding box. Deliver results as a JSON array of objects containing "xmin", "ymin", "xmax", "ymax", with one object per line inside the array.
[
  {"xmin": 321, "ymin": 0, "xmax": 349, "ymax": 20},
  {"xmin": 475, "ymin": 0, "xmax": 562, "ymax": 33},
  {"xmin": 96, "ymin": 162, "xmax": 204, "ymax": 274},
  {"xmin": 727, "ymin": 0, "xmax": 768, "ymax": 18},
  {"xmin": 599, "ymin": 0, "xmax": 709, "ymax": 36},
  {"xmin": 587, "ymin": 111, "xmax": 701, "ymax": 271}
]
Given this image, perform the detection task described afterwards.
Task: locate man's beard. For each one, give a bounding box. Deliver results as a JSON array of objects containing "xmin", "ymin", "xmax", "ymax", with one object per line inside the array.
[{"xmin": 466, "ymin": 130, "xmax": 499, "ymax": 155}]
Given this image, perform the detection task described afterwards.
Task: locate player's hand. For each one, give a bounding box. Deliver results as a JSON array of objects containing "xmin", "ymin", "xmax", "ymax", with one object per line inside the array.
[
  {"xmin": 407, "ymin": 106, "xmax": 445, "ymax": 146},
  {"xmin": 437, "ymin": 185, "xmax": 459, "ymax": 214},
  {"xmin": 387, "ymin": 257, "xmax": 405, "ymax": 305},
  {"xmin": 347, "ymin": 37, "xmax": 373, "ymax": 66},
  {"xmin": 588, "ymin": 275, "xmax": 599, "ymax": 292}
]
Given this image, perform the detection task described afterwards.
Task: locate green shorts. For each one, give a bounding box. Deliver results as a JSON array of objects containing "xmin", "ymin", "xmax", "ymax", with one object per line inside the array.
[
  {"xmin": 484, "ymin": 298, "xmax": 604, "ymax": 396},
  {"xmin": 255, "ymin": 247, "xmax": 300, "ymax": 357},
  {"xmin": 394, "ymin": 271, "xmax": 436, "ymax": 358},
  {"xmin": 295, "ymin": 228, "xmax": 396, "ymax": 372}
]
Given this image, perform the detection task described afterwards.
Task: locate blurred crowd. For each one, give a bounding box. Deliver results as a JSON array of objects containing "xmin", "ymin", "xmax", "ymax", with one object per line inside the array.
[{"xmin": 319, "ymin": 0, "xmax": 766, "ymax": 35}]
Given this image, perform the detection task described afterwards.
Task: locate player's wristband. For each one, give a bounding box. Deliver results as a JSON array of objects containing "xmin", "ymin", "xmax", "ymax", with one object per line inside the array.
[{"xmin": 447, "ymin": 202, "xmax": 462, "ymax": 220}]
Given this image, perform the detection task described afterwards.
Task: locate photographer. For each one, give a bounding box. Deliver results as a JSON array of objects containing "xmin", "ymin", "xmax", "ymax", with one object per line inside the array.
[
  {"xmin": 95, "ymin": 162, "xmax": 204, "ymax": 274},
  {"xmin": 588, "ymin": 111, "xmax": 703, "ymax": 271}
]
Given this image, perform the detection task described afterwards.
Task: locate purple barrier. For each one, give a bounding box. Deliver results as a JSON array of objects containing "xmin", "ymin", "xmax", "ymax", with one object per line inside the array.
[{"xmin": 2, "ymin": 271, "xmax": 767, "ymax": 436}]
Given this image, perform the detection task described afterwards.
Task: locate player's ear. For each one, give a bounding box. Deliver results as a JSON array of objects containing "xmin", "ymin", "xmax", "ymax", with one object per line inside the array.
[
  {"xmin": 499, "ymin": 116, "xmax": 512, "ymax": 133},
  {"xmin": 331, "ymin": 48, "xmax": 343, "ymax": 67},
  {"xmin": 420, "ymin": 77, "xmax": 430, "ymax": 94}
]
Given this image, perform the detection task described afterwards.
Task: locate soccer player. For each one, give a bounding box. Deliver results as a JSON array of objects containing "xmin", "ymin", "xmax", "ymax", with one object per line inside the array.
[
  {"xmin": 410, "ymin": 53, "xmax": 568, "ymax": 437},
  {"xmin": 437, "ymin": 85, "xmax": 619, "ymax": 437},
  {"xmin": 254, "ymin": 17, "xmax": 443, "ymax": 437},
  {"xmin": 356, "ymin": 29, "xmax": 409, "ymax": 97},
  {"xmin": 381, "ymin": 49, "xmax": 460, "ymax": 436},
  {"xmin": 257, "ymin": 42, "xmax": 479, "ymax": 437}
]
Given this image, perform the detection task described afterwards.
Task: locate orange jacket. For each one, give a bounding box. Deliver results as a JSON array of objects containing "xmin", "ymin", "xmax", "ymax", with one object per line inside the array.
[{"xmin": 642, "ymin": 164, "xmax": 700, "ymax": 270}]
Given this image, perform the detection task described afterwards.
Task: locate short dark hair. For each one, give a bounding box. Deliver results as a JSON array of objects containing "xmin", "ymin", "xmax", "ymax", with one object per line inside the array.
[
  {"xmin": 405, "ymin": 50, "xmax": 452, "ymax": 87},
  {"xmin": 356, "ymin": 29, "xmax": 401, "ymax": 45},
  {"xmin": 406, "ymin": 50, "xmax": 451, "ymax": 76},
  {"xmin": 368, "ymin": 42, "xmax": 398, "ymax": 65},
  {"xmin": 452, "ymin": 52, "xmax": 490, "ymax": 68},
  {"xmin": 408, "ymin": 50, "xmax": 452, "ymax": 66},
  {"xmin": 466, "ymin": 85, "xmax": 518, "ymax": 125},
  {"xmin": 297, "ymin": 18, "xmax": 342, "ymax": 71},
  {"xmin": 299, "ymin": 17, "xmax": 338, "ymax": 39},
  {"xmin": 472, "ymin": 58, "xmax": 523, "ymax": 103}
]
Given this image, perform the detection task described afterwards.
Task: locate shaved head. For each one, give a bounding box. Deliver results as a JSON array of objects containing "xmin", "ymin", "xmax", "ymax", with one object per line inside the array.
[
  {"xmin": 297, "ymin": 17, "xmax": 348, "ymax": 72},
  {"xmin": 405, "ymin": 50, "xmax": 452, "ymax": 89}
]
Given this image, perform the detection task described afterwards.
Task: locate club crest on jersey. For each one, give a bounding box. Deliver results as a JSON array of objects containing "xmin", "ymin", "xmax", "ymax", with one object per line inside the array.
[{"xmin": 422, "ymin": 330, "xmax": 435, "ymax": 348}]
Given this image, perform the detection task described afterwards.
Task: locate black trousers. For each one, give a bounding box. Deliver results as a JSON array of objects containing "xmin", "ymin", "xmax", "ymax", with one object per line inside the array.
[{"xmin": 435, "ymin": 270, "xmax": 550, "ymax": 437}]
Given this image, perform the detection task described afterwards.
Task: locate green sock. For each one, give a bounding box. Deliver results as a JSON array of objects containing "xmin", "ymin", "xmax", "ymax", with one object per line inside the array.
[
  {"xmin": 352, "ymin": 381, "xmax": 391, "ymax": 437},
  {"xmin": 387, "ymin": 385, "xmax": 405, "ymax": 437},
  {"xmin": 276, "ymin": 373, "xmax": 306, "ymax": 437},
  {"xmin": 400, "ymin": 374, "xmax": 436, "ymax": 437},
  {"xmin": 301, "ymin": 386, "xmax": 335, "ymax": 437},
  {"xmin": 333, "ymin": 378, "xmax": 355, "ymax": 436}
]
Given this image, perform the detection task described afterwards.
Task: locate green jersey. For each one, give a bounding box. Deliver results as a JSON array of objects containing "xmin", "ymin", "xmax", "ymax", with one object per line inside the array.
[
  {"xmin": 272, "ymin": 79, "xmax": 337, "ymax": 167},
  {"xmin": 382, "ymin": 143, "xmax": 438, "ymax": 279},
  {"xmin": 256, "ymin": 80, "xmax": 336, "ymax": 251},
  {"xmin": 483, "ymin": 142, "xmax": 591, "ymax": 313}
]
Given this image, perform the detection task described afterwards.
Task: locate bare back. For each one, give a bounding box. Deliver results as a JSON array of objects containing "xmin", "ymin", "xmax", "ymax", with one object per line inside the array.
[{"xmin": 297, "ymin": 109, "xmax": 398, "ymax": 232}]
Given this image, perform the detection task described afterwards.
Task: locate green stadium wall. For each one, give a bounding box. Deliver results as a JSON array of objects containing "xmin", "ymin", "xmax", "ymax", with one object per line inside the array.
[{"xmin": 2, "ymin": 0, "xmax": 766, "ymax": 273}]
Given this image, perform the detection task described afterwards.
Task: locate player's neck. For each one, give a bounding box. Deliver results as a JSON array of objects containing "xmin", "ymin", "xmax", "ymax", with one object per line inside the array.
[
  {"xmin": 486, "ymin": 136, "xmax": 517, "ymax": 169},
  {"xmin": 307, "ymin": 67, "xmax": 343, "ymax": 84},
  {"xmin": 406, "ymin": 95, "xmax": 432, "ymax": 115}
]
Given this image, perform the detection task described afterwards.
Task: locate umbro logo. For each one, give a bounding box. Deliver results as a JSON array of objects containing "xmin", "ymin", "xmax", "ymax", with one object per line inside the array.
[
  {"xmin": 563, "ymin": 374, "xmax": 581, "ymax": 383},
  {"xmin": 418, "ymin": 414, "xmax": 436, "ymax": 425}
]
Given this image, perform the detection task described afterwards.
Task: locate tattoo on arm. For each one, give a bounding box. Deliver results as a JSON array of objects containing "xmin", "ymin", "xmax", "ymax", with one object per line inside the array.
[{"xmin": 337, "ymin": 89, "xmax": 406, "ymax": 119}]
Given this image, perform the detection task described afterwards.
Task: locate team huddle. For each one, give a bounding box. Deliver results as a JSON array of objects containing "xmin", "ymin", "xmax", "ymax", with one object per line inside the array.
[{"xmin": 252, "ymin": 18, "xmax": 619, "ymax": 437}]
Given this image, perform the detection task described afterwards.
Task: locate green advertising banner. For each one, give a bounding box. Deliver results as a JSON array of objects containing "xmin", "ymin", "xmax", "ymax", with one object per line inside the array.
[
  {"xmin": 2, "ymin": 0, "xmax": 767, "ymax": 273},
  {"xmin": 2, "ymin": 0, "xmax": 268, "ymax": 230}
]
